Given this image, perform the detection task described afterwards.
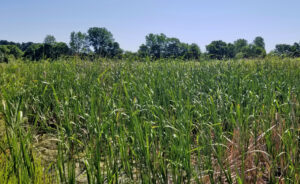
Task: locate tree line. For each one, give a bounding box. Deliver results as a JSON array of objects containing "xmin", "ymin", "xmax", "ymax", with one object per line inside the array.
[{"xmin": 1, "ymin": 27, "xmax": 300, "ymax": 62}]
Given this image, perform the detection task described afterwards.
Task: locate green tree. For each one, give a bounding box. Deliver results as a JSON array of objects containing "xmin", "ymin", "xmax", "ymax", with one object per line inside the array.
[
  {"xmin": 6, "ymin": 45, "xmax": 23, "ymax": 58},
  {"xmin": 274, "ymin": 42, "xmax": 300, "ymax": 57},
  {"xmin": 87, "ymin": 27, "xmax": 114, "ymax": 56},
  {"xmin": 165, "ymin": 37, "xmax": 181, "ymax": 58},
  {"xmin": 234, "ymin": 39, "xmax": 248, "ymax": 54},
  {"xmin": 24, "ymin": 44, "xmax": 44, "ymax": 60},
  {"xmin": 206, "ymin": 40, "xmax": 228, "ymax": 59},
  {"xmin": 44, "ymin": 35, "xmax": 56, "ymax": 45},
  {"xmin": 53, "ymin": 42, "xmax": 70, "ymax": 59},
  {"xmin": 241, "ymin": 45, "xmax": 266, "ymax": 58},
  {"xmin": 291, "ymin": 42, "xmax": 300, "ymax": 57},
  {"xmin": 0, "ymin": 40, "xmax": 21, "ymax": 48},
  {"xmin": 274, "ymin": 44, "xmax": 293, "ymax": 57},
  {"xmin": 178, "ymin": 43, "xmax": 189, "ymax": 58},
  {"xmin": 0, "ymin": 45, "xmax": 23, "ymax": 62},
  {"xmin": 139, "ymin": 33, "xmax": 195, "ymax": 59},
  {"xmin": 107, "ymin": 42, "xmax": 123, "ymax": 58},
  {"xmin": 43, "ymin": 44, "xmax": 55, "ymax": 59},
  {"xmin": 0, "ymin": 45, "xmax": 10, "ymax": 62},
  {"xmin": 70, "ymin": 31, "xmax": 90, "ymax": 54},
  {"xmin": 145, "ymin": 33, "xmax": 168, "ymax": 58},
  {"xmin": 20, "ymin": 42, "xmax": 34, "ymax": 51},
  {"xmin": 226, "ymin": 43, "xmax": 235, "ymax": 58},
  {"xmin": 187, "ymin": 43, "xmax": 201, "ymax": 59},
  {"xmin": 138, "ymin": 44, "xmax": 149, "ymax": 58},
  {"xmin": 253, "ymin": 36, "xmax": 265, "ymax": 49},
  {"xmin": 0, "ymin": 40, "xmax": 35, "ymax": 52},
  {"xmin": 24, "ymin": 43, "xmax": 70, "ymax": 60}
]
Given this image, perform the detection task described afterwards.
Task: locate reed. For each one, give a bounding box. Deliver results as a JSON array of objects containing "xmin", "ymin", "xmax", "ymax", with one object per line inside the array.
[{"xmin": 0, "ymin": 58, "xmax": 299, "ymax": 183}]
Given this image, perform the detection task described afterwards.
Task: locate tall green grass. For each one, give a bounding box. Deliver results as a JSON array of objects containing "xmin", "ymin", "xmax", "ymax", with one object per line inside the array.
[{"xmin": 0, "ymin": 58, "xmax": 299, "ymax": 183}]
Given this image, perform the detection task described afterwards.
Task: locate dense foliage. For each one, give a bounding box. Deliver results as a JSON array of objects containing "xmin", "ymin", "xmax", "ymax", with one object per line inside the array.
[
  {"xmin": 206, "ymin": 37, "xmax": 266, "ymax": 59},
  {"xmin": 1, "ymin": 27, "xmax": 299, "ymax": 62},
  {"xmin": 0, "ymin": 58, "xmax": 299, "ymax": 183},
  {"xmin": 274, "ymin": 42, "xmax": 300, "ymax": 57},
  {"xmin": 0, "ymin": 45, "xmax": 23, "ymax": 62},
  {"xmin": 138, "ymin": 33, "xmax": 201, "ymax": 59}
]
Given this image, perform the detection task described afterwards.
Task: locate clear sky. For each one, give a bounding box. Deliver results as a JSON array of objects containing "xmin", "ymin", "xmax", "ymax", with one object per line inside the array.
[{"xmin": 1, "ymin": 0, "xmax": 299, "ymax": 52}]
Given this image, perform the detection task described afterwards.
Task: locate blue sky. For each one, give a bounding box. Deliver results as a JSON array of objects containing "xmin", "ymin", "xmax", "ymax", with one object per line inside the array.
[{"xmin": 1, "ymin": 0, "xmax": 299, "ymax": 52}]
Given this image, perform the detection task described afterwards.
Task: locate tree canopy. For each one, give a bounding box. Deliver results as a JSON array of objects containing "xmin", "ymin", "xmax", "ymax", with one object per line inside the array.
[
  {"xmin": 86, "ymin": 27, "xmax": 122, "ymax": 57},
  {"xmin": 138, "ymin": 33, "xmax": 201, "ymax": 59},
  {"xmin": 1, "ymin": 28, "xmax": 300, "ymax": 62},
  {"xmin": 88, "ymin": 27, "xmax": 113, "ymax": 56},
  {"xmin": 274, "ymin": 42, "xmax": 300, "ymax": 57},
  {"xmin": 206, "ymin": 37, "xmax": 266, "ymax": 59},
  {"xmin": 206, "ymin": 40, "xmax": 228, "ymax": 59},
  {"xmin": 0, "ymin": 45, "xmax": 23, "ymax": 62},
  {"xmin": 70, "ymin": 31, "xmax": 90, "ymax": 54},
  {"xmin": 44, "ymin": 35, "xmax": 56, "ymax": 45}
]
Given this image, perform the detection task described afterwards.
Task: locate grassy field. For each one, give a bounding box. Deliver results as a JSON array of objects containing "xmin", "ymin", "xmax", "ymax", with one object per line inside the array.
[{"xmin": 0, "ymin": 58, "xmax": 299, "ymax": 183}]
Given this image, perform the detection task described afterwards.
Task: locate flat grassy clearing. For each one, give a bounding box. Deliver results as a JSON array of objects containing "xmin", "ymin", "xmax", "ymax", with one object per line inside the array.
[{"xmin": 0, "ymin": 58, "xmax": 299, "ymax": 183}]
